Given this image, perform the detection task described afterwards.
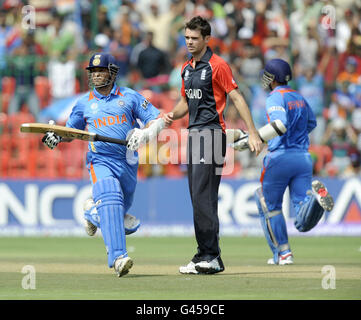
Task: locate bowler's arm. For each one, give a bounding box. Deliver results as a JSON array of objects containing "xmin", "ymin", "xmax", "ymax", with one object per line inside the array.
[
  {"xmin": 228, "ymin": 89, "xmax": 263, "ymax": 155},
  {"xmin": 163, "ymin": 96, "xmax": 188, "ymax": 126}
]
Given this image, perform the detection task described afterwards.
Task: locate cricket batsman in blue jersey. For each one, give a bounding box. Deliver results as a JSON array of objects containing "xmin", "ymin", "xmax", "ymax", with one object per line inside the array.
[
  {"xmin": 230, "ymin": 59, "xmax": 334, "ymax": 265},
  {"xmin": 42, "ymin": 53, "xmax": 165, "ymax": 276}
]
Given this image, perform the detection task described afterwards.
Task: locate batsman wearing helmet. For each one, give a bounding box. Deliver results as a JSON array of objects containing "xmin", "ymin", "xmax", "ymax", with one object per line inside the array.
[
  {"xmin": 42, "ymin": 53, "xmax": 165, "ymax": 277},
  {"xmin": 248, "ymin": 58, "xmax": 334, "ymax": 265}
]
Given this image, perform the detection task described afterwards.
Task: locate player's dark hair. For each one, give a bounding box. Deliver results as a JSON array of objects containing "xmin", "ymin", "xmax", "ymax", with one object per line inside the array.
[{"xmin": 185, "ymin": 16, "xmax": 211, "ymax": 38}]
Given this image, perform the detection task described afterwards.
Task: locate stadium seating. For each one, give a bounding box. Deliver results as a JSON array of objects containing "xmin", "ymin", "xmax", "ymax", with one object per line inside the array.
[
  {"xmin": 1, "ymin": 77, "xmax": 16, "ymax": 114},
  {"xmin": 309, "ymin": 145, "xmax": 333, "ymax": 175},
  {"xmin": 34, "ymin": 76, "xmax": 51, "ymax": 109}
]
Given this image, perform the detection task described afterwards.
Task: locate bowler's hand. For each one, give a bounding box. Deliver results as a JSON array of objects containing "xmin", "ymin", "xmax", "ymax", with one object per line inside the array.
[
  {"xmin": 163, "ymin": 112, "xmax": 174, "ymax": 127},
  {"xmin": 248, "ymin": 131, "xmax": 263, "ymax": 156}
]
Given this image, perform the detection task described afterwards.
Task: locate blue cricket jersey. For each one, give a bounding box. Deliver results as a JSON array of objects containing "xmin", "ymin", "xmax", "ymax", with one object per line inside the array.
[
  {"xmin": 265, "ymin": 85, "xmax": 317, "ymax": 152},
  {"xmin": 66, "ymin": 84, "xmax": 160, "ymax": 159}
]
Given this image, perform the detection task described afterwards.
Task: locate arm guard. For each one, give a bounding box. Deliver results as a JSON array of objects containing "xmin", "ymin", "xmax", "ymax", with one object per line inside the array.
[{"xmin": 228, "ymin": 120, "xmax": 287, "ymax": 151}]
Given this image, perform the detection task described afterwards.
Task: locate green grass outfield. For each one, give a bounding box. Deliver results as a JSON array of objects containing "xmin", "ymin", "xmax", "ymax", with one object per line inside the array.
[{"xmin": 0, "ymin": 236, "xmax": 360, "ymax": 300}]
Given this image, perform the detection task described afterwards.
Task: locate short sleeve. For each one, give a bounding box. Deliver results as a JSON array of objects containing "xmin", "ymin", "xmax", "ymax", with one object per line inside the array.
[
  {"xmin": 214, "ymin": 62, "xmax": 238, "ymax": 93},
  {"xmin": 180, "ymin": 63, "xmax": 187, "ymax": 97},
  {"xmin": 132, "ymin": 91, "xmax": 160, "ymax": 125},
  {"xmin": 266, "ymin": 93, "xmax": 288, "ymax": 126},
  {"xmin": 66, "ymin": 99, "xmax": 86, "ymax": 130}
]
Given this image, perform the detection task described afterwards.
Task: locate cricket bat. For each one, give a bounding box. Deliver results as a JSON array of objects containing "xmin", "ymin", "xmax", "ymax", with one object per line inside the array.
[{"xmin": 20, "ymin": 123, "xmax": 127, "ymax": 145}]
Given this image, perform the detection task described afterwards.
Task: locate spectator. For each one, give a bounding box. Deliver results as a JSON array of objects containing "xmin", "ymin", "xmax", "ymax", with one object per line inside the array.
[
  {"xmin": 36, "ymin": 13, "xmax": 75, "ymax": 57},
  {"xmin": 336, "ymin": 56, "xmax": 361, "ymax": 85},
  {"xmin": 141, "ymin": 1, "xmax": 186, "ymax": 52},
  {"xmin": 168, "ymin": 47, "xmax": 188, "ymax": 92},
  {"xmin": 262, "ymin": 29, "xmax": 290, "ymax": 63},
  {"xmin": 48, "ymin": 49, "xmax": 77, "ymax": 102},
  {"xmin": 296, "ymin": 66, "xmax": 325, "ymax": 144},
  {"xmin": 342, "ymin": 148, "xmax": 361, "ymax": 177},
  {"xmin": 108, "ymin": 28, "xmax": 132, "ymax": 83},
  {"xmin": 137, "ymin": 31, "xmax": 171, "ymax": 83},
  {"xmin": 318, "ymin": 39, "xmax": 339, "ymax": 107},
  {"xmin": 0, "ymin": 11, "xmax": 9, "ymax": 77},
  {"xmin": 328, "ymin": 81, "xmax": 356, "ymax": 121},
  {"xmin": 293, "ymin": 25, "xmax": 320, "ymax": 70},
  {"xmin": 322, "ymin": 118, "xmax": 358, "ymax": 175},
  {"xmin": 7, "ymin": 35, "xmax": 40, "ymax": 120},
  {"xmin": 336, "ymin": 9, "xmax": 354, "ymax": 54},
  {"xmin": 238, "ymin": 44, "xmax": 263, "ymax": 87}
]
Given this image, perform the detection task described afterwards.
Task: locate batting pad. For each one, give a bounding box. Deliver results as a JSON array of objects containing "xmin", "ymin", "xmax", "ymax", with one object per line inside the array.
[
  {"xmin": 255, "ymin": 188, "xmax": 290, "ymax": 263},
  {"xmin": 84, "ymin": 203, "xmax": 101, "ymax": 228},
  {"xmin": 294, "ymin": 192, "xmax": 324, "ymax": 232},
  {"xmin": 93, "ymin": 177, "xmax": 127, "ymax": 268}
]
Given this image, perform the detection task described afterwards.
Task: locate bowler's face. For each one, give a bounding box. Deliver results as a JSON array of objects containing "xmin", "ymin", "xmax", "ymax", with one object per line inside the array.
[{"xmin": 184, "ymin": 28, "xmax": 209, "ymax": 56}]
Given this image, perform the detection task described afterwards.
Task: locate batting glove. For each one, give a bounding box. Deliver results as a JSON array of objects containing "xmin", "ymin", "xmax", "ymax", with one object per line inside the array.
[
  {"xmin": 230, "ymin": 129, "xmax": 249, "ymax": 151},
  {"xmin": 126, "ymin": 128, "xmax": 146, "ymax": 151},
  {"xmin": 42, "ymin": 131, "xmax": 62, "ymax": 149}
]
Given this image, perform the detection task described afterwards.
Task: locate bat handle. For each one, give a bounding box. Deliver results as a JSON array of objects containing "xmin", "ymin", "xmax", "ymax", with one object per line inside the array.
[{"xmin": 95, "ymin": 134, "xmax": 128, "ymax": 146}]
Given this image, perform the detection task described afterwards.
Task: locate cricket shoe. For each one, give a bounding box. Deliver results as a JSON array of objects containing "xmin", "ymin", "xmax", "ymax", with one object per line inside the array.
[
  {"xmin": 195, "ymin": 256, "xmax": 225, "ymax": 274},
  {"xmin": 83, "ymin": 198, "xmax": 97, "ymax": 236},
  {"xmin": 179, "ymin": 261, "xmax": 199, "ymax": 274},
  {"xmin": 312, "ymin": 180, "xmax": 334, "ymax": 211},
  {"xmin": 267, "ymin": 252, "xmax": 293, "ymax": 265},
  {"xmin": 114, "ymin": 256, "xmax": 133, "ymax": 277}
]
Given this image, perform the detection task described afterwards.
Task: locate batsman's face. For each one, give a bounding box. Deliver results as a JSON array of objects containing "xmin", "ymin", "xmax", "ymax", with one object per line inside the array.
[
  {"xmin": 185, "ymin": 29, "xmax": 209, "ymax": 56},
  {"xmin": 89, "ymin": 67, "xmax": 110, "ymax": 87}
]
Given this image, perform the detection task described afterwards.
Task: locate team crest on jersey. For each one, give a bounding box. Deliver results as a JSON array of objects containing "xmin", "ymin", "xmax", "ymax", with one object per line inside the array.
[
  {"xmin": 90, "ymin": 102, "xmax": 98, "ymax": 114},
  {"xmin": 118, "ymin": 100, "xmax": 125, "ymax": 107},
  {"xmin": 201, "ymin": 69, "xmax": 207, "ymax": 80}
]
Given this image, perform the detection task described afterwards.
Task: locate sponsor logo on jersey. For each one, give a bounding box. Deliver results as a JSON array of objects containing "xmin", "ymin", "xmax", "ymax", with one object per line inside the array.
[
  {"xmin": 184, "ymin": 70, "xmax": 190, "ymax": 81},
  {"xmin": 141, "ymin": 100, "xmax": 149, "ymax": 110},
  {"xmin": 268, "ymin": 106, "xmax": 286, "ymax": 112},
  {"xmin": 185, "ymin": 88, "xmax": 203, "ymax": 99}
]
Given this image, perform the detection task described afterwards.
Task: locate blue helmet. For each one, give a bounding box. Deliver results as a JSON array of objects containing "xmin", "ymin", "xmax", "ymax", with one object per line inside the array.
[
  {"xmin": 261, "ymin": 58, "xmax": 292, "ymax": 89},
  {"xmin": 86, "ymin": 53, "xmax": 119, "ymax": 88},
  {"xmin": 86, "ymin": 52, "xmax": 118, "ymax": 70}
]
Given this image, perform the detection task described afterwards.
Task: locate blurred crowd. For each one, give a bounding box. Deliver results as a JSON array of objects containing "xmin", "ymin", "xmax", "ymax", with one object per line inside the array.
[{"xmin": 0, "ymin": 0, "xmax": 361, "ymax": 179}]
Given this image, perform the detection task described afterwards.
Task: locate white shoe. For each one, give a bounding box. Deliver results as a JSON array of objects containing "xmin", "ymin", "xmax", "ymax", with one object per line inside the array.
[
  {"xmin": 84, "ymin": 199, "xmax": 97, "ymax": 236},
  {"xmin": 124, "ymin": 213, "xmax": 140, "ymax": 235},
  {"xmin": 114, "ymin": 256, "xmax": 133, "ymax": 277},
  {"xmin": 179, "ymin": 261, "xmax": 199, "ymax": 274},
  {"xmin": 268, "ymin": 252, "xmax": 293, "ymax": 265},
  {"xmin": 312, "ymin": 180, "xmax": 334, "ymax": 211},
  {"xmin": 195, "ymin": 257, "xmax": 225, "ymax": 274}
]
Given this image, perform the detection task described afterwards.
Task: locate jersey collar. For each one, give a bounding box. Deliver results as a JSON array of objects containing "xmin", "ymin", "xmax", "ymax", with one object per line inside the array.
[
  {"xmin": 270, "ymin": 85, "xmax": 290, "ymax": 94},
  {"xmin": 188, "ymin": 46, "xmax": 213, "ymax": 66},
  {"xmin": 92, "ymin": 84, "xmax": 119, "ymax": 100}
]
